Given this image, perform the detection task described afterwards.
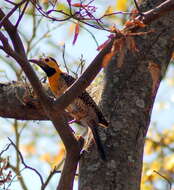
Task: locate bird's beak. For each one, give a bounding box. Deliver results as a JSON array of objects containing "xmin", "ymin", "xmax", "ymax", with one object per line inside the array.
[{"xmin": 29, "ymin": 59, "xmax": 45, "ymax": 68}]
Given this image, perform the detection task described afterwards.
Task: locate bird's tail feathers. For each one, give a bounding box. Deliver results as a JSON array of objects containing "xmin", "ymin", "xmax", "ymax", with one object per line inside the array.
[{"xmin": 89, "ymin": 122, "xmax": 107, "ymax": 161}]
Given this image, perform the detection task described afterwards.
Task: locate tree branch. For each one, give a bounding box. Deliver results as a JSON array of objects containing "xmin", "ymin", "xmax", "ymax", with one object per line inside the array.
[
  {"xmin": 139, "ymin": 0, "xmax": 174, "ymax": 24},
  {"xmin": 0, "ymin": 82, "xmax": 48, "ymax": 120},
  {"xmin": 8, "ymin": 138, "xmax": 44, "ymax": 186},
  {"xmin": 79, "ymin": 0, "xmax": 174, "ymax": 189},
  {"xmin": 0, "ymin": 82, "xmax": 75, "ymax": 121},
  {"xmin": 0, "ymin": 7, "xmax": 83, "ymax": 190},
  {"xmin": 1, "ymin": 0, "xmax": 174, "ymax": 189},
  {"xmin": 54, "ymin": 37, "xmax": 114, "ymax": 110},
  {"xmin": 52, "ymin": 0, "xmax": 174, "ymax": 111},
  {"xmin": 0, "ymin": 0, "xmax": 27, "ymax": 29}
]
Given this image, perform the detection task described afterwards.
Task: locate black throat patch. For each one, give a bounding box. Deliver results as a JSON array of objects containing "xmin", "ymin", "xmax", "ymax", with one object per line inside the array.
[{"xmin": 43, "ymin": 66, "xmax": 56, "ymax": 77}]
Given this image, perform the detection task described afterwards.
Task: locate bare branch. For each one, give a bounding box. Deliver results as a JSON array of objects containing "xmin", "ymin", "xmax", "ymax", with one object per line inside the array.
[
  {"xmin": 1, "ymin": 1, "xmax": 174, "ymax": 189},
  {"xmin": 0, "ymin": 8, "xmax": 26, "ymax": 56},
  {"xmin": 29, "ymin": 0, "xmax": 174, "ymax": 33},
  {"xmin": 0, "ymin": 143, "xmax": 12, "ymax": 157},
  {"xmin": 50, "ymin": 0, "xmax": 174, "ymax": 112},
  {"xmin": 139, "ymin": 0, "xmax": 174, "ymax": 24},
  {"xmin": 15, "ymin": 0, "xmax": 30, "ymax": 28},
  {"xmin": 153, "ymin": 170, "xmax": 172, "ymax": 190},
  {"xmin": 54, "ymin": 37, "xmax": 114, "ymax": 110},
  {"xmin": 0, "ymin": 0, "xmax": 27, "ymax": 29},
  {"xmin": 8, "ymin": 165, "xmax": 28, "ymax": 190},
  {"xmin": 41, "ymin": 159, "xmax": 65, "ymax": 190},
  {"xmin": 0, "ymin": 7, "xmax": 83, "ymax": 189},
  {"xmin": 8, "ymin": 138, "xmax": 44, "ymax": 186},
  {"xmin": 133, "ymin": 0, "xmax": 142, "ymax": 15},
  {"xmin": 0, "ymin": 82, "xmax": 76, "ymax": 121},
  {"xmin": 62, "ymin": 44, "xmax": 69, "ymax": 74}
]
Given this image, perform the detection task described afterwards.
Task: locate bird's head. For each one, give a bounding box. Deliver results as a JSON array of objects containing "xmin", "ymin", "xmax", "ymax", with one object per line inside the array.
[{"xmin": 29, "ymin": 56, "xmax": 61, "ymax": 77}]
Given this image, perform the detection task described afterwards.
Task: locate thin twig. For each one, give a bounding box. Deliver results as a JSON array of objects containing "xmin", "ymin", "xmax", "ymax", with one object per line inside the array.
[
  {"xmin": 0, "ymin": 6, "xmax": 82, "ymax": 190},
  {"xmin": 62, "ymin": 44, "xmax": 69, "ymax": 74},
  {"xmin": 15, "ymin": 0, "xmax": 29, "ymax": 28},
  {"xmin": 54, "ymin": 37, "xmax": 114, "ymax": 110},
  {"xmin": 0, "ymin": 0, "xmax": 27, "ymax": 29},
  {"xmin": 41, "ymin": 158, "xmax": 65, "ymax": 190},
  {"xmin": 133, "ymin": 0, "xmax": 142, "ymax": 15},
  {"xmin": 7, "ymin": 166, "xmax": 28, "ymax": 190},
  {"xmin": 5, "ymin": 0, "xmax": 18, "ymax": 5},
  {"xmin": 8, "ymin": 138, "xmax": 44, "ymax": 186},
  {"xmin": 13, "ymin": 120, "xmax": 20, "ymax": 174},
  {"xmin": 153, "ymin": 170, "xmax": 172, "ymax": 190},
  {"xmin": 0, "ymin": 143, "xmax": 12, "ymax": 157}
]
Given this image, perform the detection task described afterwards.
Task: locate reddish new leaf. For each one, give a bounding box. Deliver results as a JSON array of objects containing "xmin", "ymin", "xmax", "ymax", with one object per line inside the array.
[
  {"xmin": 72, "ymin": 22, "xmax": 80, "ymax": 45},
  {"xmin": 72, "ymin": 3, "xmax": 88, "ymax": 8}
]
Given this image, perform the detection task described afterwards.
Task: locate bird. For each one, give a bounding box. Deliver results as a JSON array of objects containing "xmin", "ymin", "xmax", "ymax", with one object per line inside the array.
[{"xmin": 29, "ymin": 56, "xmax": 108, "ymax": 160}]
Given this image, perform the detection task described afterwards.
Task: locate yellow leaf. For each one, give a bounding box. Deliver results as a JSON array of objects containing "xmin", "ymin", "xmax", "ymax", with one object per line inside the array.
[
  {"xmin": 156, "ymin": 102, "xmax": 169, "ymax": 111},
  {"xmin": 56, "ymin": 3, "xmax": 70, "ymax": 14},
  {"xmin": 141, "ymin": 183, "xmax": 153, "ymax": 190},
  {"xmin": 162, "ymin": 129, "xmax": 174, "ymax": 144},
  {"xmin": 165, "ymin": 155, "xmax": 174, "ymax": 171},
  {"xmin": 104, "ymin": 6, "xmax": 114, "ymax": 15},
  {"xmin": 145, "ymin": 168, "xmax": 160, "ymax": 181},
  {"xmin": 40, "ymin": 144, "xmax": 65, "ymax": 168},
  {"xmin": 50, "ymin": 145, "xmax": 65, "ymax": 169},
  {"xmin": 151, "ymin": 161, "xmax": 161, "ymax": 171},
  {"xmin": 115, "ymin": 0, "xmax": 128, "ymax": 11},
  {"xmin": 21, "ymin": 143, "xmax": 36, "ymax": 155},
  {"xmin": 144, "ymin": 141, "xmax": 153, "ymax": 155},
  {"xmin": 40, "ymin": 153, "xmax": 52, "ymax": 163}
]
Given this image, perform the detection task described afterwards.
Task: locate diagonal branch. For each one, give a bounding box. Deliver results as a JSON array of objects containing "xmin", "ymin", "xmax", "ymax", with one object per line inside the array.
[
  {"xmin": 0, "ymin": 8, "xmax": 26, "ymax": 56},
  {"xmin": 15, "ymin": 0, "xmax": 30, "ymax": 28},
  {"xmin": 52, "ymin": 0, "xmax": 174, "ymax": 111},
  {"xmin": 54, "ymin": 37, "xmax": 114, "ymax": 110},
  {"xmin": 0, "ymin": 7, "xmax": 83, "ymax": 190},
  {"xmin": 8, "ymin": 138, "xmax": 44, "ymax": 186},
  {"xmin": 0, "ymin": 0, "xmax": 27, "ymax": 29},
  {"xmin": 1, "ymin": 0, "xmax": 174, "ymax": 189},
  {"xmin": 0, "ymin": 82, "xmax": 74, "ymax": 121},
  {"xmin": 140, "ymin": 0, "xmax": 174, "ymax": 24}
]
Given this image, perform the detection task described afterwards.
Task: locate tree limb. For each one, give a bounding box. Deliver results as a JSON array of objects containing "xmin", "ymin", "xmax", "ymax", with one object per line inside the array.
[
  {"xmin": 0, "ymin": 82, "xmax": 48, "ymax": 120},
  {"xmin": 53, "ymin": 0, "xmax": 174, "ymax": 111},
  {"xmin": 140, "ymin": 0, "xmax": 174, "ymax": 24},
  {"xmin": 0, "ymin": 0, "xmax": 174, "ymax": 189},
  {"xmin": 0, "ymin": 7, "xmax": 83, "ymax": 190}
]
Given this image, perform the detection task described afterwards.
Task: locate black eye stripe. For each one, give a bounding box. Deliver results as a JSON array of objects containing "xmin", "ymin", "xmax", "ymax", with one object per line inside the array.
[
  {"xmin": 45, "ymin": 58, "xmax": 49, "ymax": 62},
  {"xmin": 49, "ymin": 57, "xmax": 57, "ymax": 63}
]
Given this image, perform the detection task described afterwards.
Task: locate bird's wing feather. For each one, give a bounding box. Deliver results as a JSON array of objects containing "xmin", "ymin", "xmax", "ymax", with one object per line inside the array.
[
  {"xmin": 61, "ymin": 73, "xmax": 76, "ymax": 86},
  {"xmin": 61, "ymin": 73, "xmax": 108, "ymax": 127}
]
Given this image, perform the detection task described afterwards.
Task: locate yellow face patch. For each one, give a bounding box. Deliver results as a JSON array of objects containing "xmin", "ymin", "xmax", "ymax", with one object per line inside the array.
[{"xmin": 40, "ymin": 57, "xmax": 60, "ymax": 71}]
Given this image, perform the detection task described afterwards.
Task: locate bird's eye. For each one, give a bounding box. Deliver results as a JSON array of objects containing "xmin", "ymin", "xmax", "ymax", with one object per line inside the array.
[{"xmin": 45, "ymin": 58, "xmax": 49, "ymax": 62}]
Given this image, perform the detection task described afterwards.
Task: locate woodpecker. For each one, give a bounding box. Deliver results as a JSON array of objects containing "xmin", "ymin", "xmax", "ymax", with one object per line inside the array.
[{"xmin": 30, "ymin": 56, "xmax": 108, "ymax": 160}]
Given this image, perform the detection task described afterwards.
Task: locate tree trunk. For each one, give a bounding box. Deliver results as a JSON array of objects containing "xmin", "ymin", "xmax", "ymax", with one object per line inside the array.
[{"xmin": 79, "ymin": 0, "xmax": 174, "ymax": 189}]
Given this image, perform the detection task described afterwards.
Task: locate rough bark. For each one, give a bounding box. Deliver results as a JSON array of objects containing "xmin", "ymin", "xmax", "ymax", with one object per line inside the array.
[
  {"xmin": 79, "ymin": 0, "xmax": 174, "ymax": 190},
  {"xmin": 0, "ymin": 82, "xmax": 73, "ymax": 121},
  {"xmin": 0, "ymin": 0, "xmax": 174, "ymax": 189},
  {"xmin": 0, "ymin": 82, "xmax": 49, "ymax": 120}
]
